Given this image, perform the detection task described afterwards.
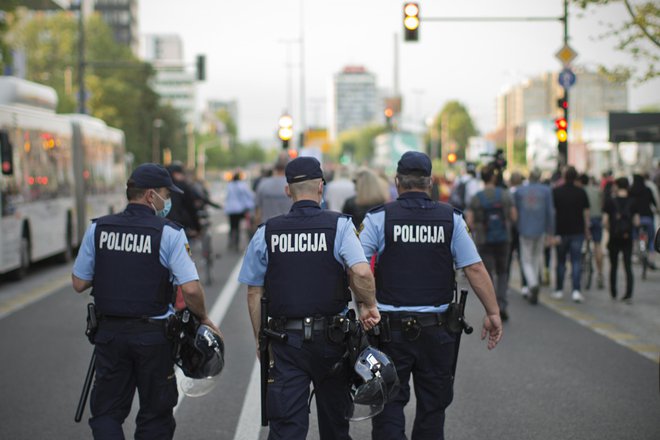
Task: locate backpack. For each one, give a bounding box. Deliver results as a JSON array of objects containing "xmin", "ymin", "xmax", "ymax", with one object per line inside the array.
[
  {"xmin": 612, "ymin": 198, "xmax": 633, "ymax": 239},
  {"xmin": 477, "ymin": 188, "xmax": 508, "ymax": 244},
  {"xmin": 449, "ymin": 180, "xmax": 467, "ymax": 210}
]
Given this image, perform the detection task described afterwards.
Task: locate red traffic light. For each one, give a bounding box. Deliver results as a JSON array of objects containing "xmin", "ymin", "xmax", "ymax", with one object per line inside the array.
[
  {"xmin": 557, "ymin": 97, "xmax": 568, "ymax": 110},
  {"xmin": 555, "ymin": 117, "xmax": 567, "ymax": 130}
]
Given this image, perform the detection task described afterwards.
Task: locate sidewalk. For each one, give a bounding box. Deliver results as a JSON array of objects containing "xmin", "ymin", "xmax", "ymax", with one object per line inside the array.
[{"xmin": 508, "ymin": 255, "xmax": 660, "ymax": 364}]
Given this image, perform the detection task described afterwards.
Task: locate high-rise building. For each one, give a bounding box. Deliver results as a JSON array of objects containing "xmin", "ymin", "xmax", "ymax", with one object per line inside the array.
[
  {"xmin": 93, "ymin": 0, "xmax": 139, "ymax": 55},
  {"xmin": 329, "ymin": 66, "xmax": 379, "ymax": 140},
  {"xmin": 142, "ymin": 34, "xmax": 197, "ymax": 126}
]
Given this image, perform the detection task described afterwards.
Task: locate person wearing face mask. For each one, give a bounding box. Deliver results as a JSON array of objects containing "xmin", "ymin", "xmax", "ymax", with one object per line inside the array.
[{"xmin": 72, "ymin": 163, "xmax": 221, "ymax": 439}]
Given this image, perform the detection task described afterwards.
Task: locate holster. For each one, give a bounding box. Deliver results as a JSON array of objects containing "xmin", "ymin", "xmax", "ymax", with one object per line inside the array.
[
  {"xmin": 445, "ymin": 302, "xmax": 464, "ymax": 334},
  {"xmin": 85, "ymin": 303, "xmax": 98, "ymax": 344},
  {"xmin": 368, "ymin": 314, "xmax": 391, "ymax": 346},
  {"xmin": 401, "ymin": 316, "xmax": 422, "ymax": 341}
]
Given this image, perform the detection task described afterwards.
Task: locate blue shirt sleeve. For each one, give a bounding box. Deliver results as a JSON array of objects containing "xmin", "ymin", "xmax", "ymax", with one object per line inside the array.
[
  {"xmin": 238, "ymin": 225, "xmax": 269, "ymax": 286},
  {"xmin": 451, "ymin": 212, "xmax": 481, "ymax": 268},
  {"xmin": 360, "ymin": 210, "xmax": 385, "ymax": 260},
  {"xmin": 335, "ymin": 216, "xmax": 368, "ymax": 268},
  {"xmin": 161, "ymin": 225, "xmax": 199, "ymax": 285},
  {"xmin": 72, "ymin": 222, "xmax": 96, "ymax": 280}
]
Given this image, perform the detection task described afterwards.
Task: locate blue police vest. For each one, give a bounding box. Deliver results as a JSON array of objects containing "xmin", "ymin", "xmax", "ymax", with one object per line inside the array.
[
  {"xmin": 264, "ymin": 200, "xmax": 350, "ymax": 318},
  {"xmin": 92, "ymin": 203, "xmax": 176, "ymax": 317},
  {"xmin": 376, "ymin": 192, "xmax": 455, "ymax": 306}
]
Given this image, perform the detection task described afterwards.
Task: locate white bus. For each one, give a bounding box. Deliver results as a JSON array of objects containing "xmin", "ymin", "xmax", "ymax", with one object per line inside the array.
[{"xmin": 0, "ymin": 77, "xmax": 126, "ymax": 278}]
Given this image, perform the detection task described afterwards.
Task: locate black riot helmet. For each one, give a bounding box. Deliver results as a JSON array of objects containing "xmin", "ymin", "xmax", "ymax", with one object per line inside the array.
[
  {"xmin": 174, "ymin": 311, "xmax": 225, "ymax": 397},
  {"xmin": 344, "ymin": 321, "xmax": 400, "ymax": 421}
]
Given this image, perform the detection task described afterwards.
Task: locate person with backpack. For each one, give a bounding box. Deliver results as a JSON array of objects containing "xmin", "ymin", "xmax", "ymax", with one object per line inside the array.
[
  {"xmin": 551, "ymin": 166, "xmax": 590, "ymax": 303},
  {"xmin": 603, "ymin": 177, "xmax": 640, "ymax": 303},
  {"xmin": 467, "ymin": 164, "xmax": 517, "ymax": 321},
  {"xmin": 449, "ymin": 162, "xmax": 481, "ymax": 211}
]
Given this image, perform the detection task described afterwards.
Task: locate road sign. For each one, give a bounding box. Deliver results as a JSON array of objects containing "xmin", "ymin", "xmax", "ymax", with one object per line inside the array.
[
  {"xmin": 555, "ymin": 44, "xmax": 577, "ymax": 66},
  {"xmin": 558, "ymin": 68, "xmax": 576, "ymax": 89}
]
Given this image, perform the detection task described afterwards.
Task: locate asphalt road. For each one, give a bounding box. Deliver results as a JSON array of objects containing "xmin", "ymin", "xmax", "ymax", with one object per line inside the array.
[{"xmin": 0, "ymin": 214, "xmax": 658, "ymax": 439}]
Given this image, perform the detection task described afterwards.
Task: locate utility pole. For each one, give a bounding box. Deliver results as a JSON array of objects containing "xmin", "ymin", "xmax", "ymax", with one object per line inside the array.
[
  {"xmin": 299, "ymin": 0, "xmax": 306, "ymax": 148},
  {"xmin": 559, "ymin": 0, "xmax": 570, "ymax": 168},
  {"xmin": 74, "ymin": 0, "xmax": 86, "ymax": 114}
]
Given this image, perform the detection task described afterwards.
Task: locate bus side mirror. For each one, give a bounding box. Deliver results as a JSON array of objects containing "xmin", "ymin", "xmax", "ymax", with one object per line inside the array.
[
  {"xmin": 0, "ymin": 131, "xmax": 14, "ymax": 176},
  {"xmin": 655, "ymin": 228, "xmax": 660, "ymax": 253}
]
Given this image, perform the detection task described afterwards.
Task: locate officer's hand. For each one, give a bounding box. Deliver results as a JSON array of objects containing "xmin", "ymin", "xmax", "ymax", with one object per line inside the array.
[
  {"xmin": 359, "ymin": 304, "xmax": 380, "ymax": 331},
  {"xmin": 481, "ymin": 313, "xmax": 503, "ymax": 350},
  {"xmin": 201, "ymin": 317, "xmax": 222, "ymax": 340}
]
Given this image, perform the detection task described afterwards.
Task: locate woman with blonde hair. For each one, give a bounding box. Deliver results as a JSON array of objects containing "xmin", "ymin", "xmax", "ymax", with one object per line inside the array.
[{"xmin": 342, "ymin": 167, "xmax": 388, "ymax": 227}]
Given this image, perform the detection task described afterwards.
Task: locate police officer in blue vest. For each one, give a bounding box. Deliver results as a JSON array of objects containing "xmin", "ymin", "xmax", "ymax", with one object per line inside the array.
[
  {"xmin": 72, "ymin": 163, "xmax": 221, "ymax": 440},
  {"xmin": 360, "ymin": 151, "xmax": 503, "ymax": 440},
  {"xmin": 239, "ymin": 156, "xmax": 380, "ymax": 440}
]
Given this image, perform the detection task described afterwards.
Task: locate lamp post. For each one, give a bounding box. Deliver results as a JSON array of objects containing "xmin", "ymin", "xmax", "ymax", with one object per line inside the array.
[
  {"xmin": 71, "ymin": 0, "xmax": 86, "ymax": 114},
  {"xmin": 152, "ymin": 118, "xmax": 163, "ymax": 163}
]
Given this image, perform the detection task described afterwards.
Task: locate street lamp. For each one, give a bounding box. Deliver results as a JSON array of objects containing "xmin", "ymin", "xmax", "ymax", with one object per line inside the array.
[{"xmin": 152, "ymin": 118, "xmax": 163, "ymax": 163}]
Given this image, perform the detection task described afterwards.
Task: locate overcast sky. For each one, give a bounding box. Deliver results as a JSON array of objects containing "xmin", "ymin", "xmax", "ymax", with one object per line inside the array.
[{"xmin": 139, "ymin": 0, "xmax": 660, "ymax": 142}]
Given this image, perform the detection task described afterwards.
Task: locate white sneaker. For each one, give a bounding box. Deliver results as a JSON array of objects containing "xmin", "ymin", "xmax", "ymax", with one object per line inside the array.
[
  {"xmin": 550, "ymin": 290, "xmax": 563, "ymax": 300},
  {"xmin": 572, "ymin": 290, "xmax": 584, "ymax": 303},
  {"xmin": 521, "ymin": 286, "xmax": 530, "ymax": 298}
]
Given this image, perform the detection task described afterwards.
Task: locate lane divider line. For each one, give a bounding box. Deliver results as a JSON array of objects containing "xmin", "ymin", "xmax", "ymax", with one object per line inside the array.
[
  {"xmin": 540, "ymin": 296, "xmax": 659, "ymax": 364},
  {"xmin": 173, "ymin": 258, "xmax": 243, "ymax": 415},
  {"xmin": 232, "ymin": 360, "xmax": 263, "ymax": 440}
]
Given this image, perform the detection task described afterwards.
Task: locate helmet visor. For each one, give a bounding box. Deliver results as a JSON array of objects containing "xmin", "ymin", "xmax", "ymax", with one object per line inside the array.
[
  {"xmin": 345, "ymin": 377, "xmax": 386, "ymax": 421},
  {"xmin": 178, "ymin": 372, "xmax": 221, "ymax": 397}
]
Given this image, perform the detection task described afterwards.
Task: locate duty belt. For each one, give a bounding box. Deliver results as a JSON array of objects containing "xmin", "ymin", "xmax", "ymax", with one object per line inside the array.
[
  {"xmin": 268, "ymin": 314, "xmax": 353, "ymax": 342},
  {"xmin": 101, "ymin": 315, "xmax": 167, "ymax": 326},
  {"xmin": 384, "ymin": 311, "xmax": 448, "ymax": 330}
]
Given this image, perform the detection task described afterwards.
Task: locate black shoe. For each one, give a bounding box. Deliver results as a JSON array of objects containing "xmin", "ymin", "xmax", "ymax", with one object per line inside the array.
[
  {"xmin": 500, "ymin": 310, "xmax": 509, "ymax": 322},
  {"xmin": 529, "ymin": 286, "xmax": 539, "ymax": 305}
]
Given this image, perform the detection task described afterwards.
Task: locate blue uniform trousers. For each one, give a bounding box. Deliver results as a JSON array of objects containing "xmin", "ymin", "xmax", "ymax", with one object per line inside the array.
[
  {"xmin": 268, "ymin": 330, "xmax": 351, "ymax": 440},
  {"xmin": 89, "ymin": 321, "xmax": 178, "ymax": 440},
  {"xmin": 371, "ymin": 325, "xmax": 456, "ymax": 440}
]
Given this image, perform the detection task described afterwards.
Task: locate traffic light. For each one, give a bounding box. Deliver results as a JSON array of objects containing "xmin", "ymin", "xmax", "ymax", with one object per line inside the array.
[
  {"xmin": 555, "ymin": 117, "xmax": 568, "ymax": 142},
  {"xmin": 0, "ymin": 131, "xmax": 14, "ymax": 175},
  {"xmin": 403, "ymin": 2, "xmax": 419, "ymax": 42},
  {"xmin": 447, "ymin": 152, "xmax": 457, "ymax": 164},
  {"xmin": 557, "ymin": 97, "xmax": 568, "ymax": 111},
  {"xmin": 196, "ymin": 55, "xmax": 206, "ymax": 81},
  {"xmin": 384, "ymin": 107, "xmax": 393, "ymax": 128},
  {"xmin": 278, "ymin": 114, "xmax": 293, "ymax": 149}
]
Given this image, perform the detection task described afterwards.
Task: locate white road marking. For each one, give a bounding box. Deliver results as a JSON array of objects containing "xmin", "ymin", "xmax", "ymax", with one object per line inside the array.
[
  {"xmin": 0, "ymin": 273, "xmax": 71, "ymax": 320},
  {"xmin": 232, "ymin": 360, "xmax": 263, "ymax": 440}
]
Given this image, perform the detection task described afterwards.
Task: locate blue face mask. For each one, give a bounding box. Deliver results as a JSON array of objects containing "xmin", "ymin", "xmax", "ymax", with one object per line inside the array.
[{"xmin": 152, "ymin": 191, "xmax": 172, "ymax": 218}]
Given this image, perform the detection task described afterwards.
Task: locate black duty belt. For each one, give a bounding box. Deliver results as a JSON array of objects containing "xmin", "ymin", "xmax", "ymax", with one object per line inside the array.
[
  {"xmin": 101, "ymin": 315, "xmax": 166, "ymax": 326},
  {"xmin": 269, "ymin": 315, "xmax": 351, "ymax": 342},
  {"xmin": 269, "ymin": 317, "xmax": 328, "ymax": 332},
  {"xmin": 383, "ymin": 311, "xmax": 448, "ymax": 330}
]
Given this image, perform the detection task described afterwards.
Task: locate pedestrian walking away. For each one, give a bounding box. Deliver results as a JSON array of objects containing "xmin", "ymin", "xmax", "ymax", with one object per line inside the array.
[
  {"xmin": 603, "ymin": 177, "xmax": 640, "ymax": 303},
  {"xmin": 466, "ymin": 164, "xmax": 517, "ymax": 321},
  {"xmin": 360, "ymin": 151, "xmax": 503, "ymax": 440},
  {"xmin": 514, "ymin": 169, "xmax": 555, "ymax": 304},
  {"xmin": 71, "ymin": 163, "xmax": 221, "ymax": 440},
  {"xmin": 239, "ymin": 156, "xmax": 381, "ymax": 440},
  {"xmin": 551, "ymin": 166, "xmax": 591, "ymax": 303}
]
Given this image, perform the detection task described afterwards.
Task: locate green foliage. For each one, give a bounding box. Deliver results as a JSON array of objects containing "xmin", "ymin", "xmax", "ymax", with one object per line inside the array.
[
  {"xmin": 337, "ymin": 124, "xmax": 389, "ymax": 164},
  {"xmin": 205, "ymin": 140, "xmax": 266, "ymax": 169},
  {"xmin": 573, "ymin": 0, "xmax": 659, "ymax": 83},
  {"xmin": 429, "ymin": 101, "xmax": 478, "ymax": 160},
  {"xmin": 6, "ymin": 10, "xmax": 187, "ymax": 164}
]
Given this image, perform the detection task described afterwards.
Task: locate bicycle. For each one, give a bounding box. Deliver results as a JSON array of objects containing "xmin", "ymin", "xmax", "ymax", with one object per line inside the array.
[{"xmin": 580, "ymin": 239, "xmax": 594, "ymax": 291}]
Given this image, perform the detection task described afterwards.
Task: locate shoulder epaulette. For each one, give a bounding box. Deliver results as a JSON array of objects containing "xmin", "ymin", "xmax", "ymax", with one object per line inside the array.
[{"xmin": 367, "ymin": 204, "xmax": 386, "ymax": 214}]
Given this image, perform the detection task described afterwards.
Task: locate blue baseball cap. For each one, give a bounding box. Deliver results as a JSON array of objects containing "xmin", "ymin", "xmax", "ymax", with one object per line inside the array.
[
  {"xmin": 397, "ymin": 151, "xmax": 432, "ymax": 176},
  {"xmin": 285, "ymin": 157, "xmax": 325, "ymax": 184},
  {"xmin": 129, "ymin": 163, "xmax": 184, "ymax": 194}
]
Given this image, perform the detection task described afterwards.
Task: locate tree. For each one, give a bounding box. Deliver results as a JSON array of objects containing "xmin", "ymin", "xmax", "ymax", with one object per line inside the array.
[
  {"xmin": 429, "ymin": 101, "xmax": 478, "ymax": 160},
  {"xmin": 6, "ymin": 10, "xmax": 187, "ymax": 163},
  {"xmin": 574, "ymin": 0, "xmax": 659, "ymax": 82},
  {"xmin": 337, "ymin": 124, "xmax": 389, "ymax": 164},
  {"xmin": 0, "ymin": 0, "xmax": 20, "ymax": 74}
]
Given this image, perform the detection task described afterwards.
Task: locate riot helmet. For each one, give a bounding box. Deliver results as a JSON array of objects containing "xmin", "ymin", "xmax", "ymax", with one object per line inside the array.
[{"xmin": 174, "ymin": 311, "xmax": 225, "ymax": 397}]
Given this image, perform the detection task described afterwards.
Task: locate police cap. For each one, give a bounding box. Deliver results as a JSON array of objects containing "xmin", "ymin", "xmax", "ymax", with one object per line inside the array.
[
  {"xmin": 285, "ymin": 157, "xmax": 325, "ymax": 184},
  {"xmin": 397, "ymin": 151, "xmax": 432, "ymax": 177},
  {"xmin": 130, "ymin": 163, "xmax": 184, "ymax": 194}
]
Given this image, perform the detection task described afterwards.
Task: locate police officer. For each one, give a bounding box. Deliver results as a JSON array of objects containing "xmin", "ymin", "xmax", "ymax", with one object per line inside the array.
[
  {"xmin": 359, "ymin": 151, "xmax": 503, "ymax": 440},
  {"xmin": 72, "ymin": 163, "xmax": 221, "ymax": 439},
  {"xmin": 239, "ymin": 156, "xmax": 380, "ymax": 440}
]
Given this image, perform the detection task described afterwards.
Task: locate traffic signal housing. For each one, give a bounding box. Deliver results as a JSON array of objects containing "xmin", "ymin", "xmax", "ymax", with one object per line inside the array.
[
  {"xmin": 447, "ymin": 152, "xmax": 457, "ymax": 164},
  {"xmin": 278, "ymin": 114, "xmax": 293, "ymax": 149},
  {"xmin": 196, "ymin": 55, "xmax": 206, "ymax": 81},
  {"xmin": 384, "ymin": 107, "xmax": 393, "ymax": 128},
  {"xmin": 555, "ymin": 117, "xmax": 568, "ymax": 142},
  {"xmin": 403, "ymin": 2, "xmax": 420, "ymax": 42},
  {"xmin": 557, "ymin": 97, "xmax": 568, "ymax": 111}
]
